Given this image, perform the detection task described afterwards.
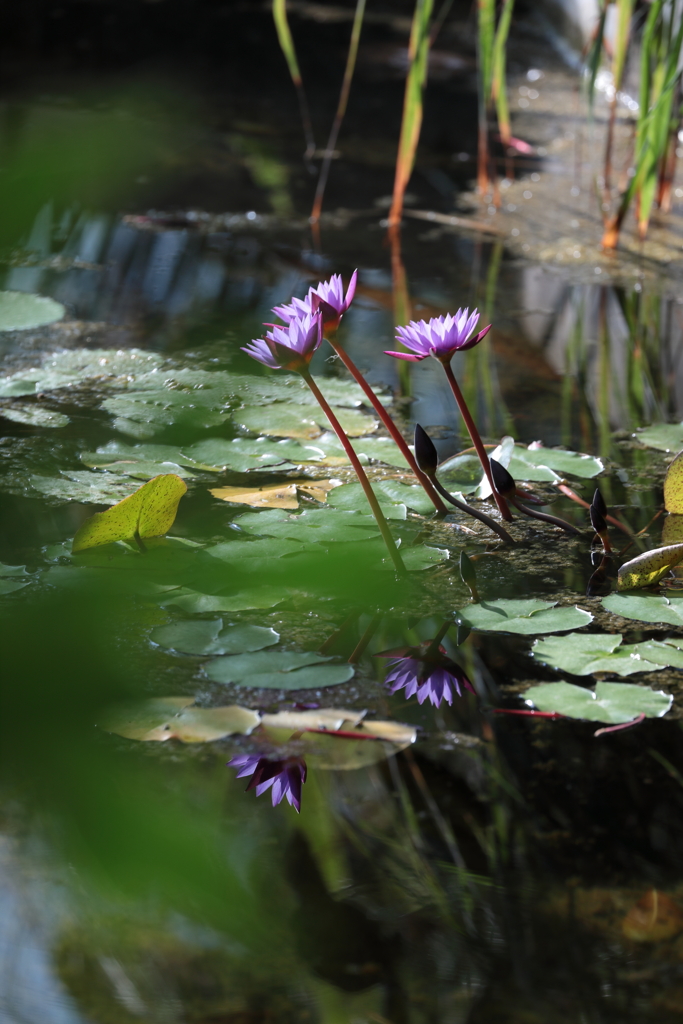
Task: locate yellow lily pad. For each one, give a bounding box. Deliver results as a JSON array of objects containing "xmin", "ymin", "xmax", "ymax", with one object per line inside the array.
[
  {"xmin": 617, "ymin": 543, "xmax": 683, "ymax": 591},
  {"xmin": 664, "ymin": 451, "xmax": 683, "ymax": 513},
  {"xmin": 100, "ymin": 697, "xmax": 260, "ymax": 742}
]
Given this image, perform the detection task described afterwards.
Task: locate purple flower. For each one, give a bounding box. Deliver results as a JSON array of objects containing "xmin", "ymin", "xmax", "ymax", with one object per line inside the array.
[
  {"xmin": 241, "ymin": 312, "xmax": 323, "ymax": 373},
  {"xmin": 227, "ymin": 753, "xmax": 307, "ymax": 812},
  {"xmin": 376, "ymin": 643, "xmax": 474, "ymax": 707},
  {"xmin": 272, "ymin": 270, "xmax": 358, "ymax": 333},
  {"xmin": 385, "ymin": 309, "xmax": 491, "ymax": 364}
]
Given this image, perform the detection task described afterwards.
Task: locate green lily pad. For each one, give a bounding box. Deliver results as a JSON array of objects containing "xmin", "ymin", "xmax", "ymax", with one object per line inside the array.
[
  {"xmin": 233, "ymin": 507, "xmax": 380, "ymax": 545},
  {"xmin": 458, "ymin": 599, "xmax": 592, "ymax": 634},
  {"xmin": 443, "ymin": 439, "xmax": 603, "ymax": 496},
  {"xmin": 384, "ymin": 544, "xmax": 448, "ymax": 571},
  {"xmin": 636, "ymin": 423, "xmax": 683, "ymax": 452},
  {"xmin": 324, "ymin": 482, "xmax": 407, "ymax": 520},
  {"xmin": 0, "ymin": 404, "xmax": 70, "ymax": 427},
  {"xmin": 159, "ymin": 585, "xmax": 291, "ymax": 613},
  {"xmin": 30, "ymin": 471, "xmax": 136, "ymax": 504},
  {"xmin": 151, "ymin": 620, "xmax": 280, "ymax": 656},
  {"xmin": 525, "ymin": 680, "xmax": 672, "ymax": 723},
  {"xmin": 204, "ymin": 649, "xmax": 354, "ymax": 689},
  {"xmin": 72, "ymin": 474, "xmax": 187, "ymax": 553},
  {"xmin": 235, "ymin": 403, "xmax": 378, "ymax": 439},
  {"xmin": 532, "ymin": 632, "xmax": 683, "ymax": 676},
  {"xmin": 0, "ymin": 561, "xmax": 34, "ymax": 595},
  {"xmin": 0, "ymin": 347, "xmax": 164, "ymax": 397},
  {"xmin": 101, "ymin": 696, "xmax": 261, "ymax": 742},
  {"xmin": 602, "ymin": 592, "xmax": 683, "ymax": 626},
  {"xmin": 0, "ymin": 291, "xmax": 65, "ymax": 331}
]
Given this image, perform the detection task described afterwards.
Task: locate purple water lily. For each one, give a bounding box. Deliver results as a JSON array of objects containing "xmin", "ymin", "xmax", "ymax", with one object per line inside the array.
[
  {"xmin": 241, "ymin": 311, "xmax": 323, "ymax": 372},
  {"xmin": 385, "ymin": 309, "xmax": 491, "ymax": 364},
  {"xmin": 227, "ymin": 753, "xmax": 307, "ymax": 812},
  {"xmin": 273, "ymin": 270, "xmax": 358, "ymax": 333},
  {"xmin": 377, "ymin": 644, "xmax": 474, "ymax": 707}
]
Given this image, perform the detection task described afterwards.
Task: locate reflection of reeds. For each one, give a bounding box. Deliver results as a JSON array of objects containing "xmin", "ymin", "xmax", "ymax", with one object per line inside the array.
[
  {"xmin": 272, "ymin": 0, "xmax": 316, "ymax": 164},
  {"xmin": 477, "ymin": 0, "xmax": 515, "ymax": 196}
]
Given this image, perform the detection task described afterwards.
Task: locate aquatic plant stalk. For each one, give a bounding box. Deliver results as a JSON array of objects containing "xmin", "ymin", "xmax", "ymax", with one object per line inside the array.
[
  {"xmin": 594, "ymin": 713, "xmax": 645, "ymax": 737},
  {"xmin": 442, "ymin": 362, "xmax": 512, "ymax": 520},
  {"xmin": 490, "ymin": 0, "xmax": 515, "ymax": 147},
  {"xmin": 310, "ymin": 0, "xmax": 366, "ymax": 235},
  {"xmin": 326, "ymin": 333, "xmax": 447, "ymax": 513},
  {"xmin": 387, "ymin": 0, "xmax": 434, "ymax": 231},
  {"xmin": 272, "ymin": 0, "xmax": 316, "ymax": 164},
  {"xmin": 303, "ymin": 373, "xmax": 406, "ymax": 574},
  {"xmin": 489, "ymin": 458, "xmax": 580, "ymax": 535}
]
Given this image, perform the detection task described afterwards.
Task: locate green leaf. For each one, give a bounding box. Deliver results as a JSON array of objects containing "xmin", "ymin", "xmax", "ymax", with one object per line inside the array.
[
  {"xmin": 0, "ymin": 347, "xmax": 163, "ymax": 397},
  {"xmin": 0, "ymin": 578, "xmax": 31, "ymax": 595},
  {"xmin": 438, "ymin": 452, "xmax": 481, "ymax": 493},
  {"xmin": 81, "ymin": 437, "xmax": 327, "ymax": 476},
  {"xmin": 235, "ymin": 403, "xmax": 378, "ymax": 439},
  {"xmin": 0, "ymin": 291, "xmax": 64, "ymax": 331},
  {"xmin": 617, "ymin": 543, "xmax": 683, "ymax": 590},
  {"xmin": 204, "ymin": 649, "xmax": 354, "ymax": 689},
  {"xmin": 532, "ymin": 632, "xmax": 683, "ymax": 676},
  {"xmin": 458, "ymin": 599, "xmax": 592, "ymax": 634},
  {"xmin": 373, "ymin": 479, "xmax": 436, "ymax": 514},
  {"xmin": 72, "ymin": 474, "xmax": 188, "ymax": 553},
  {"xmin": 603, "ymin": 592, "xmax": 683, "ymax": 626},
  {"xmin": 30, "ymin": 471, "xmax": 137, "ymax": 505},
  {"xmin": 510, "ymin": 443, "xmax": 603, "ymax": 480},
  {"xmin": 385, "ymin": 545, "xmax": 448, "ymax": 571},
  {"xmin": 159, "ymin": 585, "xmax": 291, "ymax": 613},
  {"xmin": 0, "ymin": 403, "xmax": 69, "ymax": 428},
  {"xmin": 151, "ymin": 620, "xmax": 280, "ymax": 656},
  {"xmin": 636, "ymin": 423, "xmax": 683, "ymax": 452},
  {"xmin": 324, "ymin": 482, "xmax": 407, "ymax": 520},
  {"xmin": 665, "ymin": 451, "xmax": 683, "ymax": 512},
  {"xmin": 525, "ymin": 680, "xmax": 672, "ymax": 723},
  {"xmin": 233, "ymin": 507, "xmax": 380, "ymax": 544},
  {"xmin": 101, "ymin": 697, "xmax": 261, "ymax": 742},
  {"xmin": 0, "ymin": 561, "xmax": 34, "ymax": 595}
]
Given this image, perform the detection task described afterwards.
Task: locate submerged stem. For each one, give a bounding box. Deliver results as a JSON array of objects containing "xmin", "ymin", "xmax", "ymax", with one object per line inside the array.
[
  {"xmin": 441, "ymin": 361, "xmax": 512, "ymax": 520},
  {"xmin": 509, "ymin": 495, "xmax": 582, "ymax": 536},
  {"xmin": 303, "ymin": 373, "xmax": 406, "ymax": 574},
  {"xmin": 432, "ymin": 477, "xmax": 514, "ymax": 543},
  {"xmin": 326, "ymin": 334, "xmax": 447, "ymax": 513}
]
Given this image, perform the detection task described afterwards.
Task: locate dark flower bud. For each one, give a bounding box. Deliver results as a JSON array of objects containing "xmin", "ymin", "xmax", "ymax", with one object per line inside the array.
[
  {"xmin": 414, "ymin": 423, "xmax": 439, "ymax": 477},
  {"xmin": 592, "ymin": 488, "xmax": 607, "ymax": 518},
  {"xmin": 589, "ymin": 503, "xmax": 607, "ymax": 535},
  {"xmin": 489, "ymin": 458, "xmax": 516, "ymax": 498},
  {"xmin": 459, "ymin": 551, "xmax": 480, "ymax": 601}
]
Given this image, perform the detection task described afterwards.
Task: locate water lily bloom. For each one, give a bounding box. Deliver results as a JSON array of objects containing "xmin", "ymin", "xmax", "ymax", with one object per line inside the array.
[
  {"xmin": 377, "ymin": 644, "xmax": 474, "ymax": 707},
  {"xmin": 385, "ymin": 309, "xmax": 491, "ymax": 363},
  {"xmin": 227, "ymin": 753, "xmax": 307, "ymax": 812},
  {"xmin": 273, "ymin": 270, "xmax": 358, "ymax": 332},
  {"xmin": 241, "ymin": 311, "xmax": 323, "ymax": 372}
]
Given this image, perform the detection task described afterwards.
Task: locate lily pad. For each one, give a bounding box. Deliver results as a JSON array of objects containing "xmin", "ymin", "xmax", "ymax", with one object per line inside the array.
[
  {"xmin": 235, "ymin": 403, "xmax": 378, "ymax": 439},
  {"xmin": 602, "ymin": 592, "xmax": 683, "ymax": 626},
  {"xmin": 72, "ymin": 474, "xmax": 187, "ymax": 553},
  {"xmin": 525, "ymin": 680, "xmax": 672, "ymax": 723},
  {"xmin": 0, "ymin": 291, "xmax": 65, "ymax": 331},
  {"xmin": 0, "ymin": 561, "xmax": 34, "ymax": 595},
  {"xmin": 204, "ymin": 649, "xmax": 354, "ymax": 689},
  {"xmin": 324, "ymin": 482, "xmax": 407, "ymax": 520},
  {"xmin": 233, "ymin": 507, "xmax": 380, "ymax": 545},
  {"xmin": 301, "ymin": 725, "xmax": 416, "ymax": 769},
  {"xmin": 101, "ymin": 697, "xmax": 260, "ymax": 742},
  {"xmin": 665, "ymin": 451, "xmax": 683, "ymax": 513},
  {"xmin": 0, "ymin": 348, "xmax": 164, "ymax": 397},
  {"xmin": 458, "ymin": 599, "xmax": 592, "ymax": 635},
  {"xmin": 261, "ymin": 708, "xmax": 366, "ymax": 732},
  {"xmin": 151, "ymin": 620, "xmax": 280, "ymax": 656},
  {"xmin": 617, "ymin": 544, "xmax": 683, "ymax": 591},
  {"xmin": 210, "ymin": 482, "xmax": 301, "ymax": 509},
  {"xmin": 159, "ymin": 585, "xmax": 291, "ymax": 613},
  {"xmin": 0, "ymin": 404, "xmax": 70, "ymax": 428},
  {"xmin": 532, "ymin": 632, "xmax": 683, "ymax": 676},
  {"xmin": 30, "ymin": 471, "xmax": 137, "ymax": 505},
  {"xmin": 636, "ymin": 423, "xmax": 683, "ymax": 452}
]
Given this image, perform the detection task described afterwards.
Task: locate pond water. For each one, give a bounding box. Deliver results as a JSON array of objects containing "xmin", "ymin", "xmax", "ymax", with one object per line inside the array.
[{"xmin": 3, "ymin": 5, "xmax": 683, "ymax": 1023}]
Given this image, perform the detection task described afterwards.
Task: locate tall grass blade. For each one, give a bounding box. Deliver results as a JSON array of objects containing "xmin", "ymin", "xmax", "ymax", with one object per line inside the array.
[
  {"xmin": 388, "ymin": 0, "xmax": 434, "ymax": 230},
  {"xmin": 310, "ymin": 0, "xmax": 366, "ymax": 236},
  {"xmin": 272, "ymin": 0, "xmax": 316, "ymax": 163}
]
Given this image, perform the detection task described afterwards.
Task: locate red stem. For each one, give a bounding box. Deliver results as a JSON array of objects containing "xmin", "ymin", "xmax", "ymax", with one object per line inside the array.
[
  {"xmin": 303, "ymin": 373, "xmax": 406, "ymax": 574},
  {"xmin": 442, "ymin": 362, "xmax": 512, "ymax": 521},
  {"xmin": 594, "ymin": 713, "xmax": 645, "ymax": 737},
  {"xmin": 327, "ymin": 334, "xmax": 447, "ymax": 513},
  {"xmin": 491, "ymin": 708, "xmax": 565, "ymax": 719}
]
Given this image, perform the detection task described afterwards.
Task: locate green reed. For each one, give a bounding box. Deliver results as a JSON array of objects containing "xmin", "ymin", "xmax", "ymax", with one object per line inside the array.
[{"xmin": 272, "ymin": 0, "xmax": 316, "ymax": 164}]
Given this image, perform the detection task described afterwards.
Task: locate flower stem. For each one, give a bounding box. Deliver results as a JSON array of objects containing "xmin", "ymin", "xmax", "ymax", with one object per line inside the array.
[
  {"xmin": 442, "ymin": 361, "xmax": 512, "ymax": 521},
  {"xmin": 302, "ymin": 373, "xmax": 407, "ymax": 575},
  {"xmin": 326, "ymin": 334, "xmax": 447, "ymax": 513}
]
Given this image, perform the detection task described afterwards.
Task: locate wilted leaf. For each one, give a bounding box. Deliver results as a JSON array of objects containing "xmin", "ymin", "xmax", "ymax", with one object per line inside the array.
[
  {"xmin": 617, "ymin": 544, "xmax": 683, "ymax": 590},
  {"xmin": 0, "ymin": 403, "xmax": 69, "ymax": 428},
  {"xmin": 602, "ymin": 592, "xmax": 683, "ymax": 626},
  {"xmin": 204, "ymin": 649, "xmax": 354, "ymax": 689},
  {"xmin": 0, "ymin": 291, "xmax": 65, "ymax": 331},
  {"xmin": 532, "ymin": 632, "xmax": 683, "ymax": 676},
  {"xmin": 458, "ymin": 599, "xmax": 592, "ymax": 635},
  {"xmin": 525, "ymin": 680, "xmax": 672, "ymax": 723},
  {"xmin": 101, "ymin": 696, "xmax": 260, "ymax": 742},
  {"xmin": 210, "ymin": 482, "xmax": 300, "ymax": 509},
  {"xmin": 72, "ymin": 474, "xmax": 187, "ymax": 552},
  {"xmin": 151, "ymin": 620, "xmax": 280, "ymax": 656},
  {"xmin": 261, "ymin": 708, "xmax": 366, "ymax": 732},
  {"xmin": 665, "ymin": 451, "xmax": 683, "ymax": 513}
]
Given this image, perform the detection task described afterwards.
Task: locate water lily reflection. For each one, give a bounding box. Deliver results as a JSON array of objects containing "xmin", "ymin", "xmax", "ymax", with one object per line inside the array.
[
  {"xmin": 227, "ymin": 753, "xmax": 307, "ymax": 812},
  {"xmin": 377, "ymin": 643, "xmax": 474, "ymax": 707}
]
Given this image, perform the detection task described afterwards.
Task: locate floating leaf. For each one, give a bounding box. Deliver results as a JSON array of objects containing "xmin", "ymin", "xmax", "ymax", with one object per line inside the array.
[
  {"xmin": 260, "ymin": 708, "xmax": 366, "ymax": 732},
  {"xmin": 324, "ymin": 482, "xmax": 407, "ymax": 520},
  {"xmin": 636, "ymin": 423, "xmax": 683, "ymax": 452},
  {"xmin": 160, "ymin": 585, "xmax": 291, "ymax": 613},
  {"xmin": 151, "ymin": 620, "xmax": 280, "ymax": 656},
  {"xmin": 383, "ymin": 544, "xmax": 448, "ymax": 571},
  {"xmin": 0, "ymin": 291, "xmax": 65, "ymax": 331},
  {"xmin": 0, "ymin": 562, "xmax": 33, "ymax": 594},
  {"xmin": 210, "ymin": 482, "xmax": 301, "ymax": 509},
  {"xmin": 205, "ymin": 537, "xmax": 306, "ymax": 565},
  {"xmin": 235, "ymin": 403, "xmax": 378, "ymax": 439},
  {"xmin": 0, "ymin": 403, "xmax": 69, "ymax": 428},
  {"xmin": 617, "ymin": 544, "xmax": 683, "ymax": 591},
  {"xmin": 72, "ymin": 474, "xmax": 187, "ymax": 553},
  {"xmin": 602, "ymin": 592, "xmax": 683, "ymax": 626},
  {"xmin": 31, "ymin": 471, "xmax": 137, "ymax": 505},
  {"xmin": 524, "ymin": 680, "xmax": 672, "ymax": 723},
  {"xmin": 233, "ymin": 507, "xmax": 380, "ymax": 545},
  {"xmin": 0, "ymin": 347, "xmax": 164, "ymax": 397},
  {"xmin": 510, "ymin": 443, "xmax": 603, "ymax": 480},
  {"xmin": 665, "ymin": 451, "xmax": 683, "ymax": 513},
  {"xmin": 101, "ymin": 697, "xmax": 260, "ymax": 742},
  {"xmin": 437, "ymin": 452, "xmax": 481, "ymax": 493},
  {"xmin": 301, "ymin": 725, "xmax": 416, "ymax": 769},
  {"xmin": 204, "ymin": 649, "xmax": 354, "ymax": 689},
  {"xmin": 82, "ymin": 437, "xmax": 328, "ymax": 476},
  {"xmin": 0, "ymin": 578, "xmax": 32, "ymax": 595},
  {"xmin": 532, "ymin": 632, "xmax": 683, "ymax": 676},
  {"xmin": 458, "ymin": 599, "xmax": 592, "ymax": 635}
]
